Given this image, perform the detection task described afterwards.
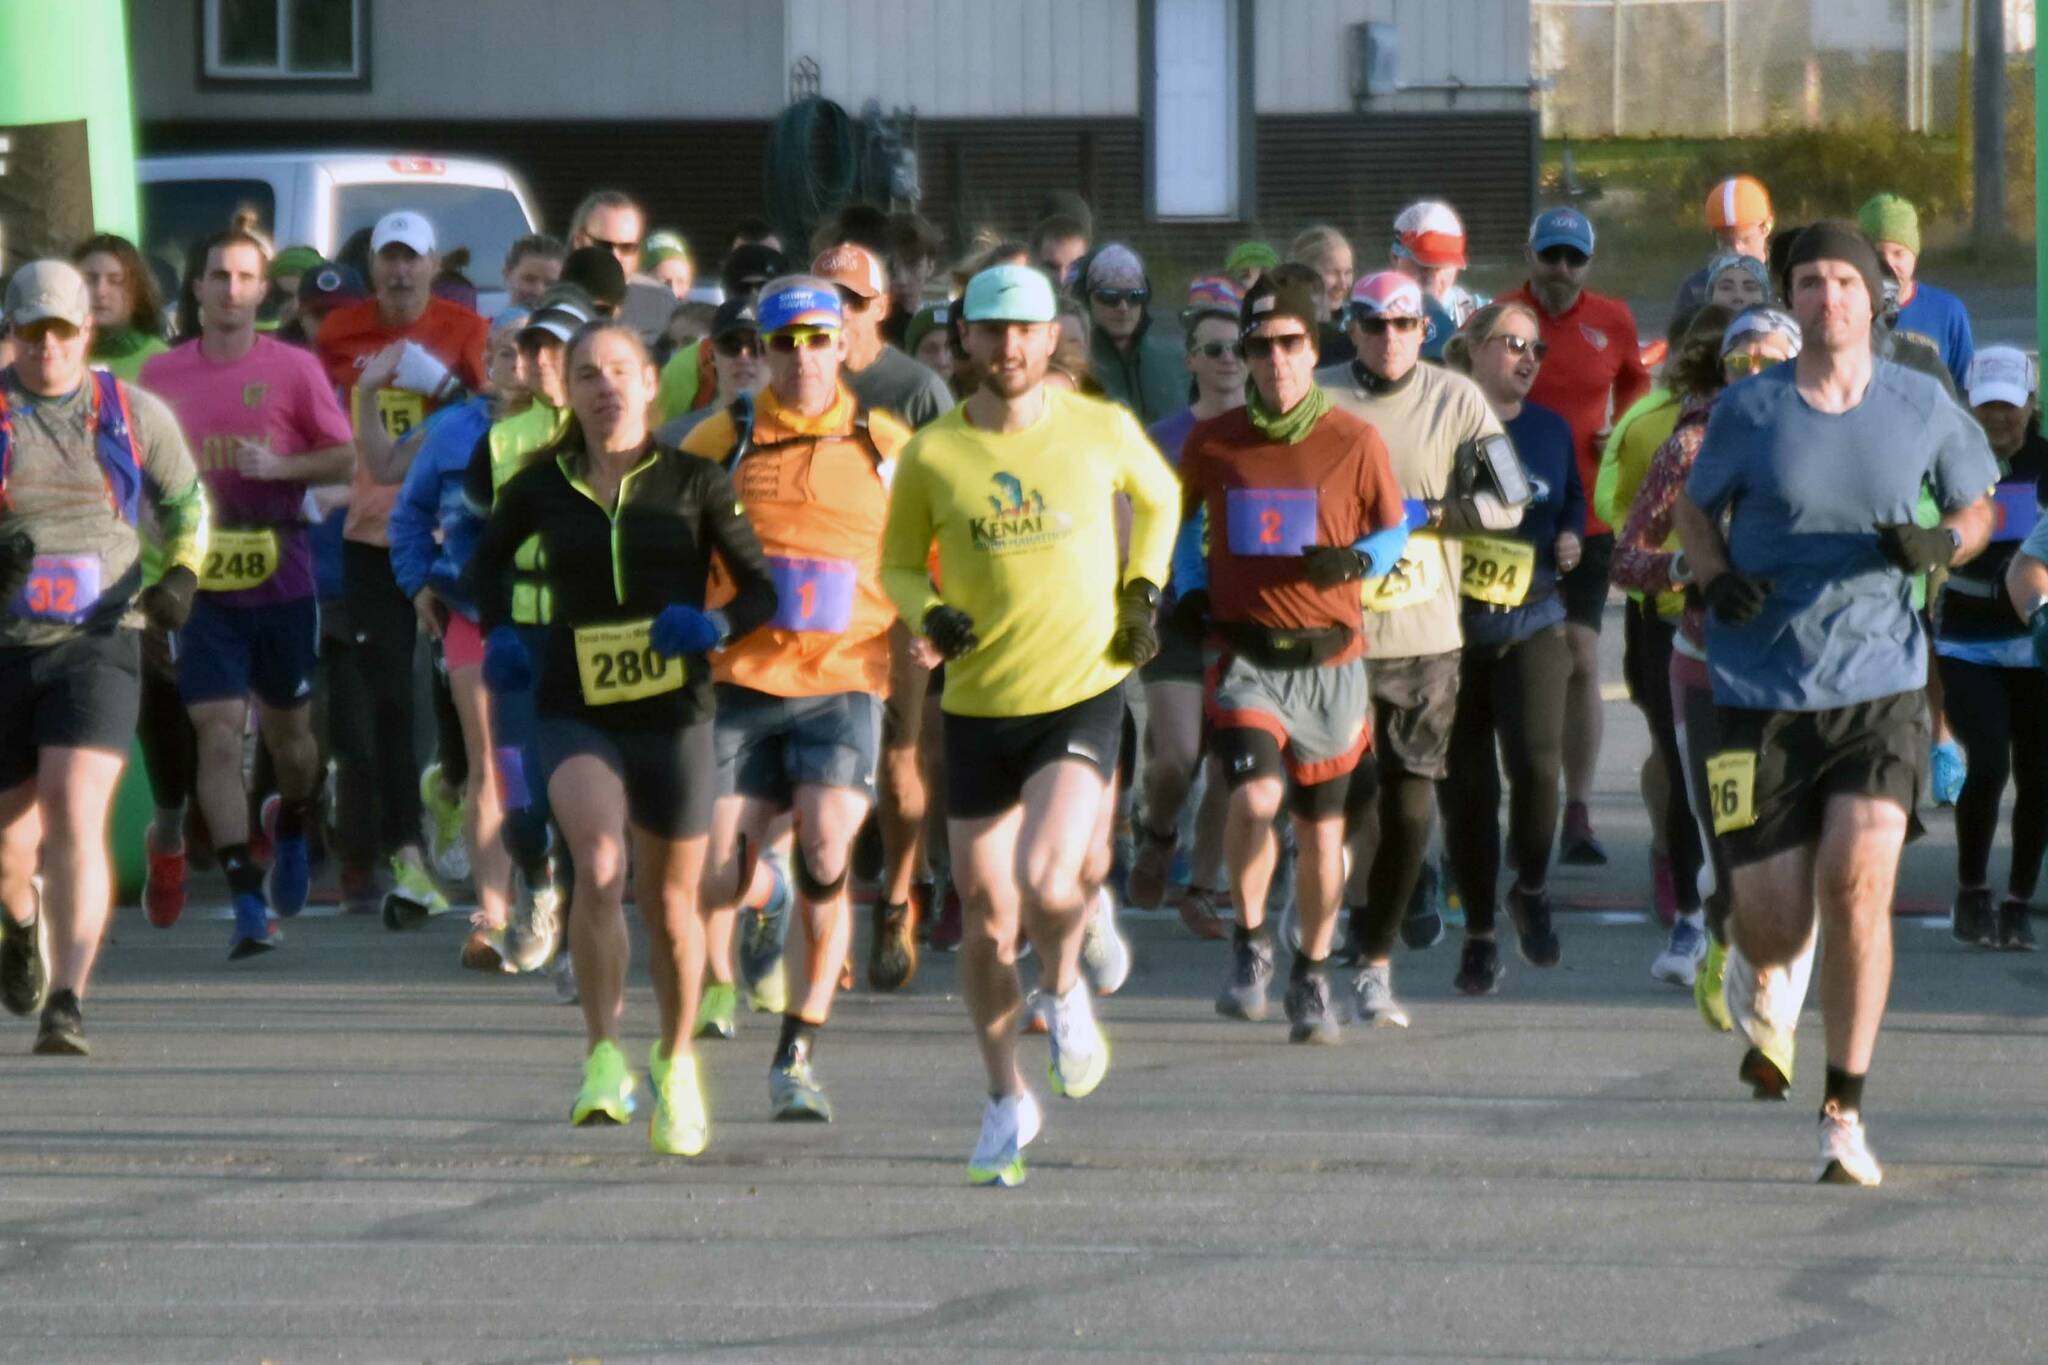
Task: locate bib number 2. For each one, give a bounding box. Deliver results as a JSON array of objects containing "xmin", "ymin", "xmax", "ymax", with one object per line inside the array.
[
  {"xmin": 574, "ymin": 621, "xmax": 683, "ymax": 706},
  {"xmin": 1705, "ymin": 751, "xmax": 1758, "ymax": 835},
  {"xmin": 1226, "ymin": 487, "xmax": 1318, "ymax": 557}
]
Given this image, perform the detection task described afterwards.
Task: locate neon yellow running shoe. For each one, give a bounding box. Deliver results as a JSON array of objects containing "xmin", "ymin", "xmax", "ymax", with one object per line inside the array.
[
  {"xmin": 1045, "ymin": 984, "xmax": 1111, "ymax": 1100},
  {"xmin": 696, "ymin": 981, "xmax": 738, "ymax": 1040},
  {"xmin": 419, "ymin": 763, "xmax": 469, "ymax": 883},
  {"xmin": 570, "ymin": 1040, "xmax": 638, "ymax": 1126},
  {"xmin": 747, "ymin": 962, "xmax": 788, "ymax": 1015},
  {"xmin": 1695, "ymin": 938, "xmax": 1732, "ymax": 1033},
  {"xmin": 967, "ymin": 1089, "xmax": 1042, "ymax": 1187},
  {"xmin": 382, "ymin": 853, "xmax": 450, "ymax": 930},
  {"xmin": 648, "ymin": 1042, "xmax": 709, "ymax": 1156}
]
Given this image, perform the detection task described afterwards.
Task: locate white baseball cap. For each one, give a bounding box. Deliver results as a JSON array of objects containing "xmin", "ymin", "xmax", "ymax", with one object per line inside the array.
[
  {"xmin": 1968, "ymin": 346, "xmax": 2033, "ymax": 408},
  {"xmin": 3, "ymin": 260, "xmax": 90, "ymax": 329},
  {"xmin": 370, "ymin": 211, "xmax": 436, "ymax": 256}
]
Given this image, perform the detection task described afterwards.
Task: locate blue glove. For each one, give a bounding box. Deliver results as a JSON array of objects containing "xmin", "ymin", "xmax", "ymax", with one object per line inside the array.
[
  {"xmin": 1171, "ymin": 509, "xmax": 1209, "ymax": 594},
  {"xmin": 1402, "ymin": 499, "xmax": 1432, "ymax": 531},
  {"xmin": 481, "ymin": 626, "xmax": 532, "ymax": 693},
  {"xmin": 1350, "ymin": 522, "xmax": 1412, "ymax": 579},
  {"xmin": 2032, "ymin": 605, "xmax": 2048, "ymax": 671},
  {"xmin": 650, "ymin": 604, "xmax": 723, "ymax": 658}
]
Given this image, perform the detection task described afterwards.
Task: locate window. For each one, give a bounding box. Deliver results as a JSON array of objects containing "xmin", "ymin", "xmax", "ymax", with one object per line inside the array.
[
  {"xmin": 335, "ymin": 184, "xmax": 534, "ymax": 292},
  {"xmin": 139, "ymin": 178, "xmax": 279, "ymax": 281},
  {"xmin": 202, "ymin": 0, "xmax": 368, "ymax": 84}
]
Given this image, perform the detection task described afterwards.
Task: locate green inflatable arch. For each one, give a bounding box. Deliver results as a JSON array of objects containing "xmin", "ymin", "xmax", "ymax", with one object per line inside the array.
[{"xmin": 1, "ymin": 0, "xmax": 150, "ymax": 900}]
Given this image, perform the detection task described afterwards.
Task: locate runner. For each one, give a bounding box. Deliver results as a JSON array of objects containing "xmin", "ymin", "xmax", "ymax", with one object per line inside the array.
[
  {"xmin": 1673, "ymin": 222, "xmax": 1998, "ymax": 1185},
  {"xmin": 142, "ymin": 229, "xmax": 356, "ymax": 958},
  {"xmin": 472, "ymin": 319, "xmax": 777, "ymax": 1156},
  {"xmin": 502, "ymin": 234, "xmax": 566, "ymax": 310},
  {"xmin": 682, "ymin": 276, "xmax": 908, "ymax": 1116},
  {"xmin": 73, "ymin": 235, "xmax": 168, "ymax": 383},
  {"xmin": 1387, "ymin": 202, "xmax": 1487, "ymax": 362},
  {"xmin": 390, "ymin": 308, "xmax": 539, "ymax": 970},
  {"xmin": 1704, "ymin": 253, "xmax": 1771, "ymax": 312},
  {"xmin": 1435, "ymin": 302, "xmax": 1583, "ymax": 994},
  {"xmin": 566, "ymin": 189, "xmax": 672, "ymax": 342},
  {"xmin": 0, "ymin": 260, "xmax": 208, "ymax": 1053},
  {"xmin": 316, "ymin": 209, "xmax": 487, "ymax": 929},
  {"xmin": 1177, "ymin": 274, "xmax": 1408, "ymax": 1042},
  {"xmin": 1030, "ymin": 212, "xmax": 1090, "ymax": 289},
  {"xmin": 1126, "ymin": 278, "xmax": 1246, "ymax": 941},
  {"xmin": 653, "ymin": 245, "xmax": 788, "ymax": 425},
  {"xmin": 1287, "ymin": 225, "xmax": 1357, "ymax": 365},
  {"xmin": 1672, "ymin": 176, "xmax": 1774, "ymax": 325},
  {"xmin": 1859, "ymin": 193, "xmax": 1973, "ymax": 393},
  {"xmin": 643, "ymin": 231, "xmax": 694, "ymax": 299},
  {"xmin": 1934, "ymin": 346, "xmax": 2048, "ymax": 949},
  {"xmin": 1318, "ymin": 272, "xmax": 1529, "ymax": 1021},
  {"xmin": 810, "ymin": 242, "xmax": 953, "ymax": 428},
  {"xmin": 1223, "ymin": 241, "xmax": 1279, "ymax": 293},
  {"xmin": 1076, "ymin": 244, "xmax": 1186, "ymax": 424},
  {"xmin": 880, "ymin": 263, "xmax": 1178, "ymax": 1184},
  {"xmin": 1503, "ymin": 207, "xmax": 1652, "ymax": 866}
]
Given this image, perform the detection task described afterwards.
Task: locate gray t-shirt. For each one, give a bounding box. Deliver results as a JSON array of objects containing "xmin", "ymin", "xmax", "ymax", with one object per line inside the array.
[
  {"xmin": 847, "ymin": 344, "xmax": 953, "ymax": 430},
  {"xmin": 0, "ymin": 369, "xmax": 201, "ymax": 648},
  {"xmin": 1686, "ymin": 360, "xmax": 2000, "ymax": 711}
]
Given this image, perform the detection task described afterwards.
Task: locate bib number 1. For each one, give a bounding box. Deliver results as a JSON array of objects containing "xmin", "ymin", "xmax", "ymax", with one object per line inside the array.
[{"xmin": 767, "ymin": 556, "xmax": 856, "ymax": 633}]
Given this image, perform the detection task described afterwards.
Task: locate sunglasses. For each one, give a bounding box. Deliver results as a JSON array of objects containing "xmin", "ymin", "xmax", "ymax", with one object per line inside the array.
[
  {"xmin": 713, "ymin": 333, "xmax": 762, "ymax": 358},
  {"xmin": 1191, "ymin": 340, "xmax": 1236, "ymax": 360},
  {"xmin": 1722, "ymin": 351, "xmax": 1784, "ymax": 377},
  {"xmin": 1491, "ymin": 334, "xmax": 1549, "ymax": 359},
  {"xmin": 833, "ymin": 286, "xmax": 875, "ymax": 312},
  {"xmin": 586, "ymin": 236, "xmax": 639, "ymax": 257},
  {"xmin": 1092, "ymin": 288, "xmax": 1148, "ymax": 308},
  {"xmin": 1536, "ymin": 245, "xmax": 1590, "ymax": 267},
  {"xmin": 1239, "ymin": 332, "xmax": 1311, "ymax": 360},
  {"xmin": 767, "ymin": 327, "xmax": 838, "ymax": 353},
  {"xmin": 1355, "ymin": 316, "xmax": 1423, "ymax": 335}
]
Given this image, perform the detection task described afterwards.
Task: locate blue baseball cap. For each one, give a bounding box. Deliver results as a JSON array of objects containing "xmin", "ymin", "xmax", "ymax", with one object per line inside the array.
[
  {"xmin": 963, "ymin": 264, "xmax": 1057, "ymax": 324},
  {"xmin": 1529, "ymin": 206, "xmax": 1596, "ymax": 256},
  {"xmin": 756, "ymin": 280, "xmax": 842, "ymax": 334}
]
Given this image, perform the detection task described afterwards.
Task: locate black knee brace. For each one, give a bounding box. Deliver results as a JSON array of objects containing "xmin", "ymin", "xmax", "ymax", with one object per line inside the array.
[{"xmin": 793, "ymin": 844, "xmax": 849, "ymax": 900}]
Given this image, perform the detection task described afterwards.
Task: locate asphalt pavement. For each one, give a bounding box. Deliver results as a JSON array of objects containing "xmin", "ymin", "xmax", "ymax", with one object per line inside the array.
[{"xmin": 2, "ymin": 610, "xmax": 2045, "ymax": 1363}]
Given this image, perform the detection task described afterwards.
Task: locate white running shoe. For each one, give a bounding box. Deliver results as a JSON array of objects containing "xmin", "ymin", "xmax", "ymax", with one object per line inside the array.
[
  {"xmin": 550, "ymin": 950, "xmax": 579, "ymax": 1005},
  {"xmin": 1650, "ymin": 915, "xmax": 1708, "ymax": 987},
  {"xmin": 967, "ymin": 1088, "xmax": 1043, "ymax": 1187},
  {"xmin": 1080, "ymin": 886, "xmax": 1131, "ymax": 995},
  {"xmin": 1046, "ymin": 982, "xmax": 1110, "ymax": 1099},
  {"xmin": 1816, "ymin": 1106, "xmax": 1883, "ymax": 1186},
  {"xmin": 507, "ymin": 867, "xmax": 563, "ymax": 973}
]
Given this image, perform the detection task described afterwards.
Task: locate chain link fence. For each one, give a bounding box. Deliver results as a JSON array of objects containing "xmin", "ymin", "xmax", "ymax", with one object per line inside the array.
[{"xmin": 1533, "ymin": 0, "xmax": 2011, "ymax": 138}]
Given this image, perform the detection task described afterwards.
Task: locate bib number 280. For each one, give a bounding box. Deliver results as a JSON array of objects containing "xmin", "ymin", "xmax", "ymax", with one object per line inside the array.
[{"xmin": 573, "ymin": 622, "xmax": 683, "ymax": 706}]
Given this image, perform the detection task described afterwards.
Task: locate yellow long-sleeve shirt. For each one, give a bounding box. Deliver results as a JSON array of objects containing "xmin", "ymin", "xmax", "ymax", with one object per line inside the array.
[{"xmin": 881, "ymin": 388, "xmax": 1180, "ymax": 718}]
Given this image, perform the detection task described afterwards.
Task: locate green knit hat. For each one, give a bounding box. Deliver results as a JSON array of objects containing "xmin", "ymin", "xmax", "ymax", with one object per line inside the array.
[
  {"xmin": 271, "ymin": 244, "xmax": 323, "ymax": 279},
  {"xmin": 1224, "ymin": 240, "xmax": 1280, "ymax": 274},
  {"xmin": 1857, "ymin": 193, "xmax": 1920, "ymax": 255}
]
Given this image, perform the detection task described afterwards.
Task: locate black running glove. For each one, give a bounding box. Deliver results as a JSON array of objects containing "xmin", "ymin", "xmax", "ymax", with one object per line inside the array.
[
  {"xmin": 1300, "ymin": 545, "xmax": 1369, "ymax": 589},
  {"xmin": 923, "ymin": 605, "xmax": 979, "ymax": 661},
  {"xmin": 1109, "ymin": 579, "xmax": 1161, "ymax": 667},
  {"xmin": 1702, "ymin": 571, "xmax": 1769, "ymax": 625},
  {"xmin": 1873, "ymin": 521, "xmax": 1956, "ymax": 574},
  {"xmin": 140, "ymin": 565, "xmax": 199, "ymax": 632},
  {"xmin": 1170, "ymin": 588, "xmax": 1210, "ymax": 637},
  {"xmin": 0, "ymin": 532, "xmax": 33, "ymax": 603}
]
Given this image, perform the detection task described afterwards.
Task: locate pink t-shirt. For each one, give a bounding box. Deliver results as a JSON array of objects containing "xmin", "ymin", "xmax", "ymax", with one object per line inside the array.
[{"xmin": 141, "ymin": 335, "xmax": 355, "ymax": 606}]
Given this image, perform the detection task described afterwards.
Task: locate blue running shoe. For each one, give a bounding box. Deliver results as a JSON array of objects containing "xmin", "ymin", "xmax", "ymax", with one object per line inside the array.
[
  {"xmin": 267, "ymin": 834, "xmax": 311, "ymax": 919},
  {"xmin": 228, "ymin": 892, "xmax": 278, "ymax": 960},
  {"xmin": 737, "ymin": 854, "xmax": 791, "ymax": 992},
  {"xmin": 1931, "ymin": 740, "xmax": 1965, "ymax": 808}
]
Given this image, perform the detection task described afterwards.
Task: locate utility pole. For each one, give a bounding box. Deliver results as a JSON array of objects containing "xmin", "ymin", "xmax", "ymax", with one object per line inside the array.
[{"xmin": 1974, "ymin": 0, "xmax": 2007, "ymax": 249}]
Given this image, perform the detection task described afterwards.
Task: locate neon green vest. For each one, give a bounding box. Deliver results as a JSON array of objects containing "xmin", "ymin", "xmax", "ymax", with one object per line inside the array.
[{"xmin": 487, "ymin": 401, "xmax": 570, "ymax": 623}]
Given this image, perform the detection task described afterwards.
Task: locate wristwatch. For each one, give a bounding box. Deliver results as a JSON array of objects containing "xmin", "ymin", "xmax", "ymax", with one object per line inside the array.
[
  {"xmin": 1669, "ymin": 551, "xmax": 1693, "ymax": 587},
  {"xmin": 1946, "ymin": 527, "xmax": 1963, "ymax": 555}
]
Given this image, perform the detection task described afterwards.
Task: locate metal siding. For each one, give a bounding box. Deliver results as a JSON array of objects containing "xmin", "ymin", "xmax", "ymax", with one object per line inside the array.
[
  {"xmin": 1254, "ymin": 0, "xmax": 1531, "ymax": 112},
  {"xmin": 132, "ymin": 0, "xmax": 786, "ymax": 120},
  {"xmin": 785, "ymin": 0, "xmax": 1137, "ymax": 116}
]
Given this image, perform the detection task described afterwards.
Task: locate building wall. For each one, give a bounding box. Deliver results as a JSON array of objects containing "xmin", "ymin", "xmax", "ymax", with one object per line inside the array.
[
  {"xmin": 784, "ymin": 0, "xmax": 1141, "ymax": 116},
  {"xmin": 1254, "ymin": 0, "xmax": 1532, "ymax": 113},
  {"xmin": 129, "ymin": 0, "xmax": 788, "ymax": 120}
]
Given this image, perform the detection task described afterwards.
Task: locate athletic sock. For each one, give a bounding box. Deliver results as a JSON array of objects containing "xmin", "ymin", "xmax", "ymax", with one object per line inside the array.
[
  {"xmin": 218, "ymin": 843, "xmax": 264, "ymax": 899},
  {"xmin": 1823, "ymin": 1065, "xmax": 1865, "ymax": 1117},
  {"xmin": 1289, "ymin": 950, "xmax": 1326, "ymax": 983},
  {"xmin": 275, "ymin": 797, "xmax": 313, "ymax": 840},
  {"xmin": 1677, "ymin": 909, "xmax": 1705, "ymax": 928},
  {"xmin": 150, "ymin": 804, "xmax": 186, "ymax": 851},
  {"xmin": 1233, "ymin": 921, "xmax": 1270, "ymax": 948},
  {"xmin": 775, "ymin": 1016, "xmax": 818, "ymax": 1069}
]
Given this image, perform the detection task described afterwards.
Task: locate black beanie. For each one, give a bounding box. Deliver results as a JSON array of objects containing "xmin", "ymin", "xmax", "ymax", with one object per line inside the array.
[
  {"xmin": 1783, "ymin": 221, "xmax": 1882, "ymax": 310},
  {"xmin": 1240, "ymin": 275, "xmax": 1319, "ymax": 339}
]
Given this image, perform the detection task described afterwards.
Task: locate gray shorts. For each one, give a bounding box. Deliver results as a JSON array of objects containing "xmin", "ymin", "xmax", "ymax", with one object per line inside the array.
[
  {"xmin": 1207, "ymin": 652, "xmax": 1370, "ymax": 786},
  {"xmin": 713, "ymin": 684, "xmax": 879, "ymax": 808},
  {"xmin": 1365, "ymin": 650, "xmax": 1462, "ymax": 780}
]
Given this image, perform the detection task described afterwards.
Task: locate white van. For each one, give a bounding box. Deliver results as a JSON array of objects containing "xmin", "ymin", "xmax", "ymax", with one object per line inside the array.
[{"xmin": 138, "ymin": 151, "xmax": 541, "ymax": 313}]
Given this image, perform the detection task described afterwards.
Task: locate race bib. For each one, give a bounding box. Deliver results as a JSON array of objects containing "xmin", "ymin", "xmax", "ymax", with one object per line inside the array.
[
  {"xmin": 199, "ymin": 528, "xmax": 279, "ymax": 593},
  {"xmin": 376, "ymin": 388, "xmax": 426, "ymax": 440},
  {"xmin": 13, "ymin": 555, "xmax": 100, "ymax": 624},
  {"xmin": 1226, "ymin": 487, "xmax": 1318, "ymax": 557},
  {"xmin": 1458, "ymin": 535, "xmax": 1536, "ymax": 607},
  {"xmin": 1362, "ymin": 532, "xmax": 1442, "ymax": 613},
  {"xmin": 1705, "ymin": 751, "xmax": 1758, "ymax": 835},
  {"xmin": 1990, "ymin": 483, "xmax": 2041, "ymax": 544},
  {"xmin": 767, "ymin": 556, "xmax": 857, "ymax": 633},
  {"xmin": 573, "ymin": 620, "xmax": 683, "ymax": 706}
]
